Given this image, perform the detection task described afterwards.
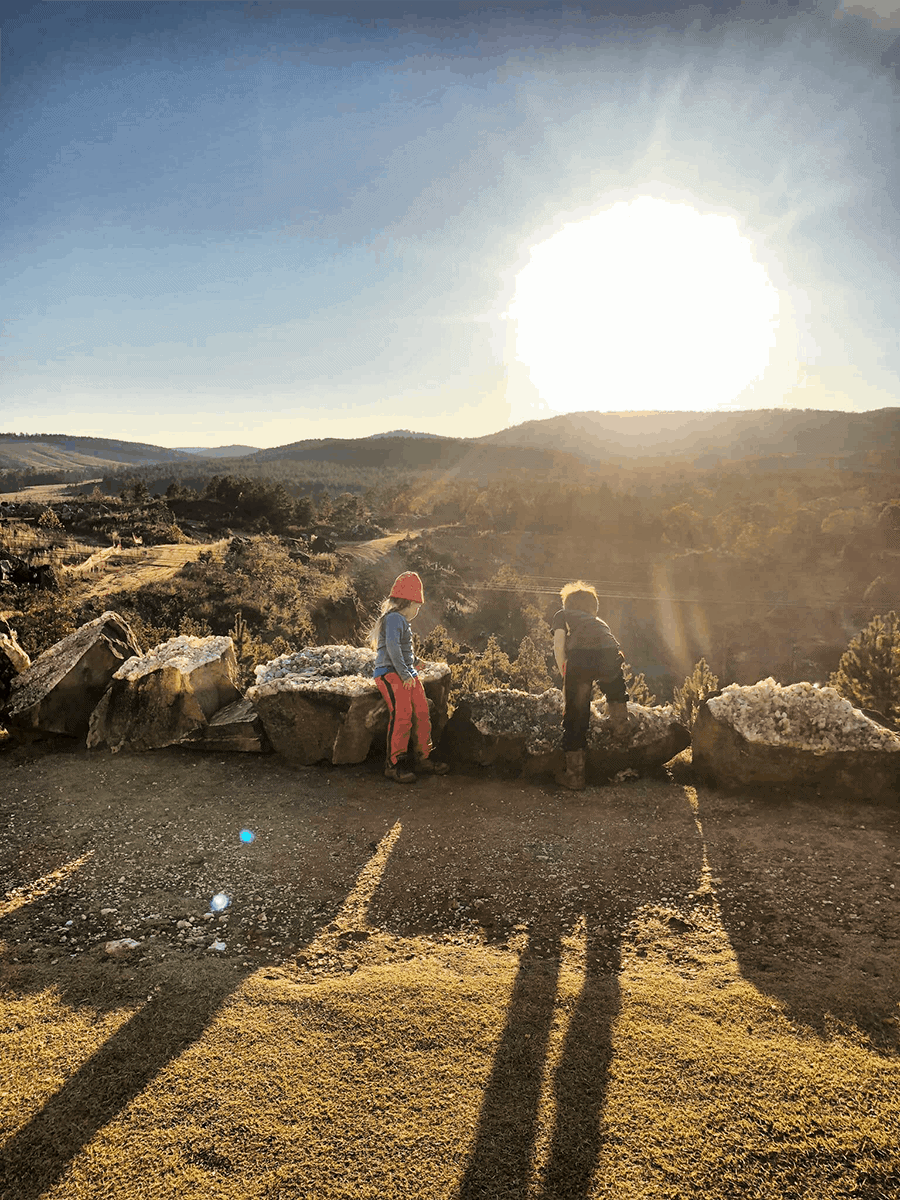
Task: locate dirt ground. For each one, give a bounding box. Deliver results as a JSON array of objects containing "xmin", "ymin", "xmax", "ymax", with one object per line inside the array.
[
  {"xmin": 2, "ymin": 742, "xmax": 898, "ymax": 1042},
  {"xmin": 1, "ymin": 742, "xmax": 899, "ymax": 1198}
]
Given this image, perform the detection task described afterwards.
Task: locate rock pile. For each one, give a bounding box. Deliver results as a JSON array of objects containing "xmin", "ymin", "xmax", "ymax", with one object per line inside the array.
[
  {"xmin": 247, "ymin": 645, "xmax": 451, "ymax": 765},
  {"xmin": 88, "ymin": 635, "xmax": 243, "ymax": 753},
  {"xmin": 440, "ymin": 689, "xmax": 690, "ymax": 783},
  {"xmin": 693, "ymin": 678, "xmax": 900, "ymax": 799},
  {"xmin": 3, "ymin": 612, "xmax": 141, "ymax": 741}
]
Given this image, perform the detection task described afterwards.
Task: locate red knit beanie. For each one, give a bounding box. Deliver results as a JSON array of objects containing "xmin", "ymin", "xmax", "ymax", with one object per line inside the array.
[{"xmin": 390, "ymin": 572, "xmax": 424, "ymax": 604}]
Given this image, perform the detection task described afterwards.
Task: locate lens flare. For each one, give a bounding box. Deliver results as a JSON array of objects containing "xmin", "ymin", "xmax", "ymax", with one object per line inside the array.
[
  {"xmin": 210, "ymin": 892, "xmax": 231, "ymax": 912},
  {"xmin": 240, "ymin": 829, "xmax": 255, "ymax": 844}
]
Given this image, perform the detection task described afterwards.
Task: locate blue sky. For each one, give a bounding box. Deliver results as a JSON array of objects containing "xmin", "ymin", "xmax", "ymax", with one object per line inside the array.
[{"xmin": 3, "ymin": 0, "xmax": 899, "ymax": 447}]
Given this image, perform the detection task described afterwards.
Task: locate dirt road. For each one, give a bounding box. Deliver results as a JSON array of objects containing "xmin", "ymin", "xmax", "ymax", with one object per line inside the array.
[{"xmin": 66, "ymin": 540, "xmax": 230, "ymax": 602}]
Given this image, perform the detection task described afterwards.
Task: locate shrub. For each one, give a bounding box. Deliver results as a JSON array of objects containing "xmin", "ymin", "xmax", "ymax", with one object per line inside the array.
[
  {"xmin": 829, "ymin": 611, "xmax": 900, "ymax": 726},
  {"xmin": 622, "ymin": 661, "xmax": 656, "ymax": 707},
  {"xmin": 672, "ymin": 657, "xmax": 719, "ymax": 728},
  {"xmin": 509, "ymin": 636, "xmax": 552, "ymax": 693}
]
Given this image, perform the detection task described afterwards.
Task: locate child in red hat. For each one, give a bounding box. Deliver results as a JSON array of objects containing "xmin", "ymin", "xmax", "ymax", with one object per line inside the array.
[{"xmin": 371, "ymin": 572, "xmax": 450, "ymax": 783}]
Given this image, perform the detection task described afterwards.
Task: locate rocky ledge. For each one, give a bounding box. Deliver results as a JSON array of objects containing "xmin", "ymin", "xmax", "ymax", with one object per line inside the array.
[{"xmin": 693, "ymin": 679, "xmax": 900, "ymax": 799}]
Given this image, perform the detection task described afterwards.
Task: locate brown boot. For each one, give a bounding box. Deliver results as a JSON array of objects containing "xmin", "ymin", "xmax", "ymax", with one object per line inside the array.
[
  {"xmin": 415, "ymin": 756, "xmax": 450, "ymax": 775},
  {"xmin": 557, "ymin": 749, "xmax": 586, "ymax": 791},
  {"xmin": 384, "ymin": 761, "xmax": 416, "ymax": 783},
  {"xmin": 607, "ymin": 702, "xmax": 631, "ymax": 740}
]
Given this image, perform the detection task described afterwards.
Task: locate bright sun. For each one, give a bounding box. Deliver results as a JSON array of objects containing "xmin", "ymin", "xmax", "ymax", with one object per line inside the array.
[{"xmin": 507, "ymin": 197, "xmax": 780, "ymax": 412}]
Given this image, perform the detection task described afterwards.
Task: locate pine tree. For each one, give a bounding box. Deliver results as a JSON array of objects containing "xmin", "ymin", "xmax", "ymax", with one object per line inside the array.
[
  {"xmin": 829, "ymin": 611, "xmax": 900, "ymax": 725},
  {"xmin": 672, "ymin": 657, "xmax": 719, "ymax": 729},
  {"xmin": 509, "ymin": 635, "xmax": 552, "ymax": 693}
]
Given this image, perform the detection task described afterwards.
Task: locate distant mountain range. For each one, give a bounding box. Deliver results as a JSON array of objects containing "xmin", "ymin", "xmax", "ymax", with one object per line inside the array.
[
  {"xmin": 175, "ymin": 445, "xmax": 261, "ymax": 458},
  {"xmin": 1, "ymin": 408, "xmax": 897, "ymax": 478},
  {"xmin": 479, "ymin": 408, "xmax": 900, "ymax": 471}
]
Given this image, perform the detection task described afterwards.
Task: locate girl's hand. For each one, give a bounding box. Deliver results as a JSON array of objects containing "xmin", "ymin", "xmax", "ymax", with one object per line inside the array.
[{"xmin": 403, "ymin": 676, "xmax": 417, "ymax": 690}]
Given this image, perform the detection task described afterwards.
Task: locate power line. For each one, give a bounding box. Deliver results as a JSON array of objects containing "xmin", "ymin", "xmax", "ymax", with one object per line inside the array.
[{"xmin": 459, "ymin": 584, "xmax": 893, "ymax": 610}]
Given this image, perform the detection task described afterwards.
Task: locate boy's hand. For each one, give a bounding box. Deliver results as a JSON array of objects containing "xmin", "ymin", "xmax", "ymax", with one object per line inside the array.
[{"xmin": 402, "ymin": 677, "xmax": 416, "ymax": 690}]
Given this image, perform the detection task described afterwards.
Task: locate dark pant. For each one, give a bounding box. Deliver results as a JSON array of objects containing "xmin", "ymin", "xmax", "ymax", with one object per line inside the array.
[{"xmin": 563, "ymin": 652, "xmax": 628, "ymax": 751}]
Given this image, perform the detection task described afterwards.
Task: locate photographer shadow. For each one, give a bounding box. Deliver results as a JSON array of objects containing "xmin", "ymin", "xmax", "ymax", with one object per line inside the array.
[{"xmin": 364, "ymin": 778, "xmax": 703, "ymax": 1199}]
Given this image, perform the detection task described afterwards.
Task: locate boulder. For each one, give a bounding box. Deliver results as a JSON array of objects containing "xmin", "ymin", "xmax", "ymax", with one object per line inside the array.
[
  {"xmin": 87, "ymin": 635, "xmax": 242, "ymax": 753},
  {"xmin": 246, "ymin": 645, "xmax": 451, "ymax": 765},
  {"xmin": 0, "ymin": 624, "xmax": 31, "ymax": 706},
  {"xmin": 439, "ymin": 689, "xmax": 690, "ymax": 783},
  {"xmin": 177, "ymin": 698, "xmax": 269, "ymax": 753},
  {"xmin": 2, "ymin": 611, "xmax": 141, "ymax": 741},
  {"xmin": 692, "ymin": 678, "xmax": 900, "ymax": 799}
]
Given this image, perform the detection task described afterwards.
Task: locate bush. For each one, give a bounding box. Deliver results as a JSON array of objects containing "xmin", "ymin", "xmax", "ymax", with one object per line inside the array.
[
  {"xmin": 672, "ymin": 657, "xmax": 719, "ymax": 728},
  {"xmin": 829, "ymin": 611, "xmax": 900, "ymax": 726},
  {"xmin": 622, "ymin": 661, "xmax": 656, "ymax": 707}
]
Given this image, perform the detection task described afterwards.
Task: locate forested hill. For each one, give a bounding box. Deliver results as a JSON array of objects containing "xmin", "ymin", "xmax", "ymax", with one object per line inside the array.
[
  {"xmin": 243, "ymin": 435, "xmax": 565, "ymax": 475},
  {"xmin": 481, "ymin": 408, "xmax": 900, "ymax": 471}
]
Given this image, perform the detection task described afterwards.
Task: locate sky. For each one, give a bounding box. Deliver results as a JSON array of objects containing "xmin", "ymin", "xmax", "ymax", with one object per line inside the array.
[{"xmin": 2, "ymin": 0, "xmax": 900, "ymax": 448}]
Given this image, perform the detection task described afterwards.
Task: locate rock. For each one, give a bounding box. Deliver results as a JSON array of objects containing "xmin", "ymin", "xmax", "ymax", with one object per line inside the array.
[
  {"xmin": 440, "ymin": 689, "xmax": 689, "ymax": 783},
  {"xmin": 87, "ymin": 635, "xmax": 242, "ymax": 753},
  {"xmin": 177, "ymin": 697, "xmax": 270, "ymax": 753},
  {"xmin": 2, "ymin": 611, "xmax": 141, "ymax": 741},
  {"xmin": 0, "ymin": 626, "xmax": 30, "ymax": 706},
  {"xmin": 692, "ymin": 679, "xmax": 900, "ymax": 799},
  {"xmin": 247, "ymin": 645, "xmax": 451, "ymax": 765},
  {"xmin": 104, "ymin": 938, "xmax": 141, "ymax": 958}
]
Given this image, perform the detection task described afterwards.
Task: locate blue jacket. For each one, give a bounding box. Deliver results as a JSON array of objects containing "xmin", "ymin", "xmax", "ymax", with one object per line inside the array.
[{"xmin": 373, "ymin": 610, "xmax": 417, "ymax": 681}]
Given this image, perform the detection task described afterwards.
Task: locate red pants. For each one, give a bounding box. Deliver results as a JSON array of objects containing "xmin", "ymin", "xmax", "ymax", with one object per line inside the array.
[{"xmin": 375, "ymin": 673, "xmax": 433, "ymax": 765}]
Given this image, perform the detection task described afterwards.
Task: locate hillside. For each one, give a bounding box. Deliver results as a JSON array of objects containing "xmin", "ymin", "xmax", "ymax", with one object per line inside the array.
[
  {"xmin": 480, "ymin": 408, "xmax": 900, "ymax": 471},
  {"xmin": 174, "ymin": 445, "xmax": 260, "ymax": 458},
  {"xmin": 0, "ymin": 435, "xmax": 197, "ymax": 473},
  {"xmin": 243, "ymin": 434, "xmax": 568, "ymax": 476}
]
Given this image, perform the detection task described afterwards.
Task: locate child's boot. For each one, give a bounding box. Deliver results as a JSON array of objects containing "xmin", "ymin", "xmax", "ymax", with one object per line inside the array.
[
  {"xmin": 607, "ymin": 702, "xmax": 631, "ymax": 740},
  {"xmin": 558, "ymin": 749, "xmax": 586, "ymax": 790},
  {"xmin": 414, "ymin": 755, "xmax": 450, "ymax": 775},
  {"xmin": 384, "ymin": 759, "xmax": 416, "ymax": 783}
]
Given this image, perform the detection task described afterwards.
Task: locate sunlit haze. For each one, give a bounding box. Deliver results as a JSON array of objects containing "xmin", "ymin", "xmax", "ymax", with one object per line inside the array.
[
  {"xmin": 3, "ymin": 0, "xmax": 898, "ymax": 444},
  {"xmin": 507, "ymin": 199, "xmax": 780, "ymax": 414}
]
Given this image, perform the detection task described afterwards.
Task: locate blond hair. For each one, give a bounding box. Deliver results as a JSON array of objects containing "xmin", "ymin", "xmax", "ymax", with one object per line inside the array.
[
  {"xmin": 560, "ymin": 580, "xmax": 599, "ymax": 614},
  {"xmin": 368, "ymin": 596, "xmax": 414, "ymax": 649}
]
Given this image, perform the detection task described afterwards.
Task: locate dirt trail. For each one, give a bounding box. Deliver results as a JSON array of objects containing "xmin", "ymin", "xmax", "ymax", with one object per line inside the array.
[{"xmin": 68, "ymin": 540, "xmax": 230, "ymax": 601}]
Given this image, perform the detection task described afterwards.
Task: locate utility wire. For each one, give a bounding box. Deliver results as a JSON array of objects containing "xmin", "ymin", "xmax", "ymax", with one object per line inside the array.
[{"xmin": 458, "ymin": 584, "xmax": 892, "ymax": 610}]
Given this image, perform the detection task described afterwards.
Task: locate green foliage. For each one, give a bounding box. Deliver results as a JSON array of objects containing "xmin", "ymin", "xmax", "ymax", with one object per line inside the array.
[
  {"xmin": 622, "ymin": 661, "xmax": 656, "ymax": 707},
  {"xmin": 672, "ymin": 657, "xmax": 719, "ymax": 729},
  {"xmin": 828, "ymin": 611, "xmax": 900, "ymax": 726},
  {"xmin": 509, "ymin": 636, "xmax": 552, "ymax": 693},
  {"xmin": 11, "ymin": 589, "xmax": 79, "ymax": 659},
  {"xmin": 453, "ymin": 635, "xmax": 513, "ymax": 693}
]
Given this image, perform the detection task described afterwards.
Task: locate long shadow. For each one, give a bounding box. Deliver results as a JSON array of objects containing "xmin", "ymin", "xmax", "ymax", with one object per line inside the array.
[
  {"xmin": 696, "ymin": 782, "xmax": 900, "ymax": 1053},
  {"xmin": 0, "ymin": 974, "xmax": 245, "ymax": 1199},
  {"xmin": 365, "ymin": 774, "xmax": 702, "ymax": 1200},
  {"xmin": 0, "ymin": 753, "xmax": 401, "ymax": 1200}
]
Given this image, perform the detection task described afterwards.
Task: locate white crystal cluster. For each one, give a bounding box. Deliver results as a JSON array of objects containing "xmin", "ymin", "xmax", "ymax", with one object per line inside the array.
[
  {"xmin": 463, "ymin": 688, "xmax": 565, "ymax": 754},
  {"xmin": 462, "ymin": 689, "xmax": 677, "ymax": 755},
  {"xmin": 608, "ymin": 702, "xmax": 679, "ymax": 749},
  {"xmin": 250, "ymin": 644, "xmax": 449, "ymax": 700},
  {"xmin": 116, "ymin": 635, "xmax": 234, "ymax": 681},
  {"xmin": 707, "ymin": 678, "xmax": 900, "ymax": 753},
  {"xmin": 254, "ymin": 645, "xmax": 376, "ymax": 685}
]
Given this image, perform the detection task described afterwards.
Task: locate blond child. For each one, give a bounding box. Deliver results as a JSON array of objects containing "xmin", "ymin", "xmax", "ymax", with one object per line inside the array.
[
  {"xmin": 371, "ymin": 571, "xmax": 449, "ymax": 783},
  {"xmin": 551, "ymin": 581, "xmax": 630, "ymax": 790}
]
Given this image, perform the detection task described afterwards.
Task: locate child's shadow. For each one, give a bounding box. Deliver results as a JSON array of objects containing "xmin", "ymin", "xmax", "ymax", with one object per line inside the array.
[{"xmin": 365, "ymin": 780, "xmax": 703, "ymax": 1199}]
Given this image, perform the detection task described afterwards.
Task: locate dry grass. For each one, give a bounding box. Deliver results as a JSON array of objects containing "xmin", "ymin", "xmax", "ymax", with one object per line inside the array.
[{"xmin": 1, "ymin": 890, "xmax": 897, "ymax": 1198}]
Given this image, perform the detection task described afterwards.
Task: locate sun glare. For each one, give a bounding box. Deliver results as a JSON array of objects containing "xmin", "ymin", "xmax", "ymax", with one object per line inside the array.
[{"xmin": 507, "ymin": 198, "xmax": 780, "ymax": 412}]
